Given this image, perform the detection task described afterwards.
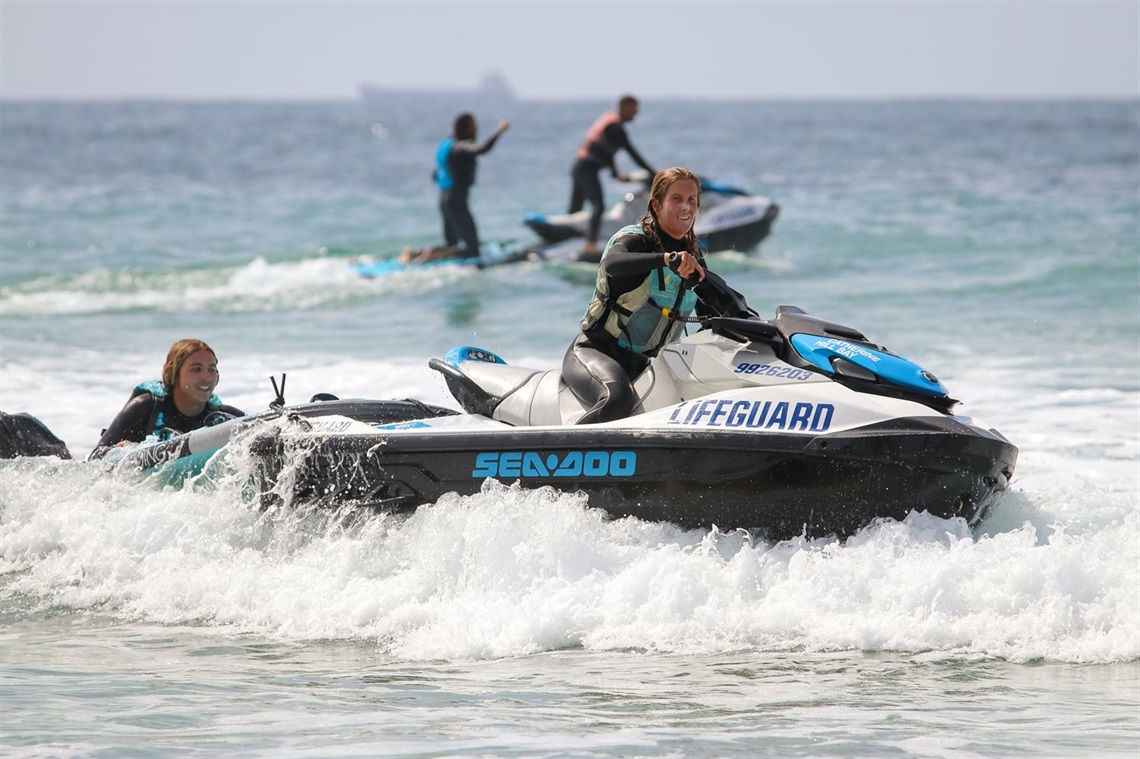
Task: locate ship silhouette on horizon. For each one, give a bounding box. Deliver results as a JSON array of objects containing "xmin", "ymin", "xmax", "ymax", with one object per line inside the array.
[{"xmin": 359, "ymin": 71, "xmax": 516, "ymax": 105}]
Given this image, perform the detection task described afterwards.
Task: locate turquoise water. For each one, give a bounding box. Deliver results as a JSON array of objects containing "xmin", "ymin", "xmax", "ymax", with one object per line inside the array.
[{"xmin": 1, "ymin": 99, "xmax": 1138, "ymax": 757}]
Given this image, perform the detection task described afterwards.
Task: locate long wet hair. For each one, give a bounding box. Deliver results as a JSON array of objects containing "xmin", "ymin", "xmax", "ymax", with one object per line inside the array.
[
  {"xmin": 162, "ymin": 339, "xmax": 216, "ymax": 394},
  {"xmin": 638, "ymin": 167, "xmax": 702, "ymax": 257},
  {"xmin": 452, "ymin": 112, "xmax": 477, "ymax": 141}
]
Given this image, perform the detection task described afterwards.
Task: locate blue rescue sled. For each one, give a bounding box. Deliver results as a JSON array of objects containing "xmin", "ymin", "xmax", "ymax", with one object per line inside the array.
[{"xmin": 352, "ymin": 240, "xmax": 535, "ymax": 279}]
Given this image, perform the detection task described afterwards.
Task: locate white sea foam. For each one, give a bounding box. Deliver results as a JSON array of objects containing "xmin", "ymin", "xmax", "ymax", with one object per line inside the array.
[
  {"xmin": 2, "ymin": 453, "xmax": 1136, "ymax": 665},
  {"xmin": 0, "ymin": 252, "xmax": 518, "ymax": 320}
]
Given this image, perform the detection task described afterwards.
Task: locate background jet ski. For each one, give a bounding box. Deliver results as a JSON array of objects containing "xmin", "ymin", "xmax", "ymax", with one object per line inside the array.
[
  {"xmin": 523, "ymin": 172, "xmax": 780, "ymax": 261},
  {"xmin": 250, "ymin": 276, "xmax": 1017, "ymax": 541}
]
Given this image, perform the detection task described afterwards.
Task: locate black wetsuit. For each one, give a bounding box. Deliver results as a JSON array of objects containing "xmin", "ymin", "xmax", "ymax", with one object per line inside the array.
[
  {"xmin": 89, "ymin": 391, "xmax": 244, "ymax": 459},
  {"xmin": 562, "ymin": 229, "xmax": 716, "ymax": 425},
  {"xmin": 568, "ymin": 112, "xmax": 654, "ymax": 244},
  {"xmin": 438, "ymin": 131, "xmax": 506, "ymax": 258}
]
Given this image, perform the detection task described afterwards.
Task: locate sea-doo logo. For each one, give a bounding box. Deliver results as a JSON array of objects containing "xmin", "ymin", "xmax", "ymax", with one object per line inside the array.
[
  {"xmin": 668, "ymin": 399, "xmax": 834, "ymax": 431},
  {"xmin": 310, "ymin": 419, "xmax": 354, "ymax": 433},
  {"xmin": 472, "ymin": 450, "xmax": 637, "ymax": 479}
]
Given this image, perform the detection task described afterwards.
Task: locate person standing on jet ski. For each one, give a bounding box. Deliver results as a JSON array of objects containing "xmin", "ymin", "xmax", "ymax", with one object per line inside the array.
[
  {"xmin": 569, "ymin": 94, "xmax": 655, "ymax": 260},
  {"xmin": 402, "ymin": 112, "xmax": 510, "ymax": 265},
  {"xmin": 563, "ymin": 166, "xmax": 741, "ymax": 424},
  {"xmin": 88, "ymin": 339, "xmax": 244, "ymax": 459}
]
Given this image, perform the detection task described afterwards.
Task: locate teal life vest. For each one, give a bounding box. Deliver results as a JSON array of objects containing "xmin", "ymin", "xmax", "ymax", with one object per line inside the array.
[
  {"xmin": 434, "ymin": 138, "xmax": 455, "ymax": 190},
  {"xmin": 580, "ymin": 224, "xmax": 700, "ymax": 355},
  {"xmin": 130, "ymin": 380, "xmax": 224, "ymax": 440}
]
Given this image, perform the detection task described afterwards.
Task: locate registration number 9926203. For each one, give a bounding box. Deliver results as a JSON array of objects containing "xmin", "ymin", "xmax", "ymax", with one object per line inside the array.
[{"xmin": 734, "ymin": 362, "xmax": 814, "ymax": 381}]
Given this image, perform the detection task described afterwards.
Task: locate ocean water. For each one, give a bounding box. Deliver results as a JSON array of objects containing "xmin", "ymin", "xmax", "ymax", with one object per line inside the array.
[{"xmin": 1, "ymin": 98, "xmax": 1138, "ymax": 757}]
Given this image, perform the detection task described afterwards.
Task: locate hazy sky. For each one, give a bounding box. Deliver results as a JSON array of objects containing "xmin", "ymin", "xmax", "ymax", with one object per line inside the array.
[{"xmin": 2, "ymin": 0, "xmax": 1137, "ymax": 100}]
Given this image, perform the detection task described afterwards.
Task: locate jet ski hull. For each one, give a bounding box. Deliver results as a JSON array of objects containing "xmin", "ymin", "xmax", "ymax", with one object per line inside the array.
[
  {"xmin": 250, "ymin": 414, "xmax": 1016, "ymax": 541},
  {"xmin": 699, "ymin": 200, "xmax": 780, "ymax": 254}
]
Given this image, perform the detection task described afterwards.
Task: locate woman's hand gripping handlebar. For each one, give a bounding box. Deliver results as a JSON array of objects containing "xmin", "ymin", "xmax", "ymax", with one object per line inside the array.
[{"xmin": 665, "ymin": 251, "xmax": 705, "ymax": 287}]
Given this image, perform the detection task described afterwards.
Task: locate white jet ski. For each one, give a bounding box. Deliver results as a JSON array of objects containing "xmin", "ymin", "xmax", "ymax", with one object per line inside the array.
[
  {"xmin": 249, "ymin": 275, "xmax": 1016, "ymax": 540},
  {"xmin": 523, "ymin": 173, "xmax": 779, "ymax": 261}
]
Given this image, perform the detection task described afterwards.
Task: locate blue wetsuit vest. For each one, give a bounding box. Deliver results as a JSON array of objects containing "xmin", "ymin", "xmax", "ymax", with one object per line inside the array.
[
  {"xmin": 434, "ymin": 139, "xmax": 455, "ymax": 190},
  {"xmin": 133, "ymin": 380, "xmax": 225, "ymax": 440}
]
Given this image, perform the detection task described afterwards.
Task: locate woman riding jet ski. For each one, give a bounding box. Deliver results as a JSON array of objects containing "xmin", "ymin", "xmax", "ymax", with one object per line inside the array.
[
  {"xmin": 248, "ymin": 169, "xmax": 1018, "ymax": 540},
  {"xmin": 563, "ymin": 167, "xmax": 741, "ymax": 424}
]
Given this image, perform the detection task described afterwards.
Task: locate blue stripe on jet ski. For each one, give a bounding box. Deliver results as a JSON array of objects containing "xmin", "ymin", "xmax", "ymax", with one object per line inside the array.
[
  {"xmin": 698, "ymin": 178, "xmax": 749, "ymax": 196},
  {"xmin": 789, "ymin": 334, "xmax": 948, "ymax": 397},
  {"xmin": 375, "ymin": 420, "xmax": 432, "ymax": 430}
]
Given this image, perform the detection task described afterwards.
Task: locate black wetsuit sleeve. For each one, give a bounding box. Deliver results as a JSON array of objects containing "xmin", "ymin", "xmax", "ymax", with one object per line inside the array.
[
  {"xmin": 602, "ymin": 122, "xmax": 653, "ymax": 176},
  {"xmin": 601, "ymin": 233, "xmax": 665, "ymax": 277},
  {"xmin": 93, "ymin": 393, "xmax": 157, "ymax": 451},
  {"xmin": 623, "ymin": 140, "xmax": 654, "ymax": 175},
  {"xmin": 216, "ymin": 404, "xmax": 246, "ymax": 419},
  {"xmin": 598, "ymin": 123, "xmax": 626, "ymax": 177},
  {"xmin": 450, "ymin": 131, "xmax": 503, "ymax": 157},
  {"xmin": 447, "ymin": 133, "xmax": 504, "ymax": 189},
  {"xmin": 607, "ymin": 233, "xmax": 725, "ymax": 314}
]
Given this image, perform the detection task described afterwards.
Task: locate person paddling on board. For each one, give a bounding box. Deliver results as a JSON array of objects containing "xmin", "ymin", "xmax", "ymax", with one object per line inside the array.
[
  {"xmin": 568, "ymin": 94, "xmax": 655, "ymax": 262},
  {"xmin": 88, "ymin": 339, "xmax": 244, "ymax": 460},
  {"xmin": 401, "ymin": 112, "xmax": 510, "ymax": 265},
  {"xmin": 562, "ymin": 167, "xmax": 747, "ymax": 424}
]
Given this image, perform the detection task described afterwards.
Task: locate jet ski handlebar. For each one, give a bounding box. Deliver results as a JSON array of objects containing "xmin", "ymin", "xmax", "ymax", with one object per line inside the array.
[
  {"xmin": 665, "ymin": 252, "xmax": 703, "ymax": 288},
  {"xmin": 665, "ymin": 268, "xmax": 782, "ymax": 345},
  {"xmin": 705, "ymin": 316, "xmax": 782, "ymax": 345}
]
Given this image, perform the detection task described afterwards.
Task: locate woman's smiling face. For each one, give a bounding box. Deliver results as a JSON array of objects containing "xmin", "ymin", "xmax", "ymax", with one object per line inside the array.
[
  {"xmin": 652, "ymin": 178, "xmax": 700, "ymax": 240},
  {"xmin": 176, "ymin": 349, "xmax": 219, "ymax": 406}
]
